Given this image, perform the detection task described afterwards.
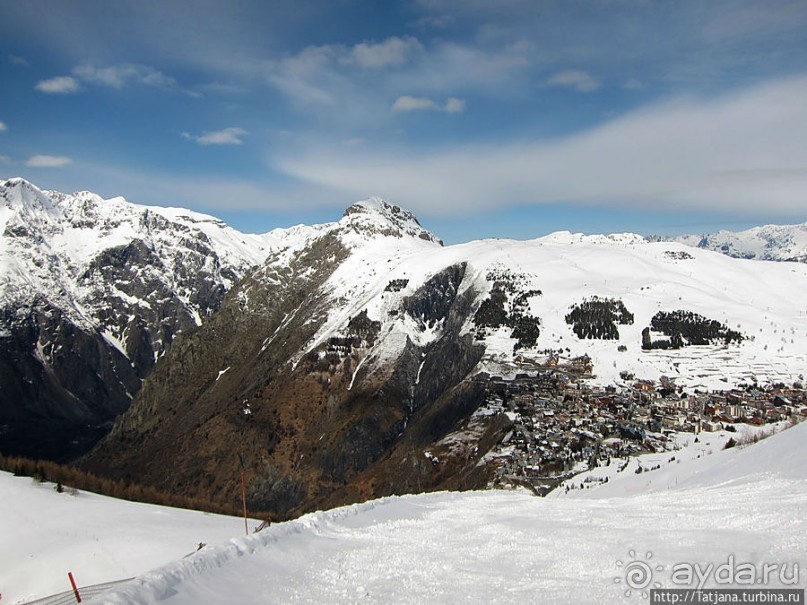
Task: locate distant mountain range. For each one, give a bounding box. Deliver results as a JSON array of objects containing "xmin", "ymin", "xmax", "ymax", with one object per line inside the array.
[
  {"xmin": 2, "ymin": 177, "xmax": 806, "ymax": 518},
  {"xmin": 649, "ymin": 222, "xmax": 807, "ymax": 263}
]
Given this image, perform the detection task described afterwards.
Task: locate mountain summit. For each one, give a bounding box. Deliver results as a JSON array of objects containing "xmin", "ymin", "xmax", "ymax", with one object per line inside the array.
[
  {"xmin": 0, "ymin": 179, "xmax": 440, "ymax": 461},
  {"xmin": 342, "ymin": 197, "xmax": 442, "ymax": 245}
]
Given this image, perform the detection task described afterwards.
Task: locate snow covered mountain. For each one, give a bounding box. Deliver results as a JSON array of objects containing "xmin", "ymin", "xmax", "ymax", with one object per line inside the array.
[
  {"xmin": 651, "ymin": 222, "xmax": 807, "ymax": 263},
  {"xmin": 3, "ymin": 176, "xmax": 806, "ymax": 519},
  {"xmin": 0, "ymin": 178, "xmax": 283, "ymax": 460},
  {"xmin": 83, "ymin": 197, "xmax": 807, "ymax": 519}
]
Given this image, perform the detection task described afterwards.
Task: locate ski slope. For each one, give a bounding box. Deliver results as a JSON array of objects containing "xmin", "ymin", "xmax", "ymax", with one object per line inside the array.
[
  {"xmin": 0, "ymin": 476, "xmax": 250, "ymax": 604},
  {"xmin": 1, "ymin": 421, "xmax": 798, "ymax": 604}
]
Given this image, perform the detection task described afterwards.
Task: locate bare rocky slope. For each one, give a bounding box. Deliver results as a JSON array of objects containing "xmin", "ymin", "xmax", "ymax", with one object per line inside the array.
[{"xmin": 81, "ymin": 201, "xmax": 499, "ymax": 517}]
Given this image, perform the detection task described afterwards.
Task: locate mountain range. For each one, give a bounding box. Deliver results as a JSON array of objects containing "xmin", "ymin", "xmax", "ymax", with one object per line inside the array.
[
  {"xmin": 2, "ymin": 178, "xmax": 806, "ymax": 517},
  {"xmin": 0, "ymin": 178, "xmax": 277, "ymax": 459},
  {"xmin": 651, "ymin": 222, "xmax": 807, "ymax": 263}
]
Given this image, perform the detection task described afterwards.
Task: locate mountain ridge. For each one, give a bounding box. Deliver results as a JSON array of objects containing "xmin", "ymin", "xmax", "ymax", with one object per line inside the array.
[
  {"xmin": 650, "ymin": 221, "xmax": 807, "ymax": 263},
  {"xmin": 0, "ymin": 178, "xmax": 278, "ymax": 459}
]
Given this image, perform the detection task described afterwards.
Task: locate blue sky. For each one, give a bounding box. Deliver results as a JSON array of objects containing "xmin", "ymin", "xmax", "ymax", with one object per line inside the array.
[{"xmin": 1, "ymin": 0, "xmax": 806, "ymax": 243}]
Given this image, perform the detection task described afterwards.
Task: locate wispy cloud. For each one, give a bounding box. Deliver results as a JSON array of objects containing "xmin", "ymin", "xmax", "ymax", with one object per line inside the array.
[
  {"xmin": 26, "ymin": 155, "xmax": 73, "ymax": 168},
  {"xmin": 274, "ymin": 75, "xmax": 807, "ymax": 218},
  {"xmin": 73, "ymin": 64, "xmax": 177, "ymax": 90},
  {"xmin": 0, "ymin": 121, "xmax": 7, "ymax": 132},
  {"xmin": 391, "ymin": 95, "xmax": 466, "ymax": 113},
  {"xmin": 182, "ymin": 127, "xmax": 247, "ymax": 145},
  {"xmin": 35, "ymin": 76, "xmax": 80, "ymax": 94},
  {"xmin": 389, "ymin": 41, "xmax": 530, "ymax": 96},
  {"xmin": 265, "ymin": 36, "xmax": 524, "ymax": 123},
  {"xmin": 265, "ymin": 36, "xmax": 426, "ymax": 112},
  {"xmin": 444, "ymin": 97, "xmax": 466, "ymax": 113},
  {"xmin": 547, "ymin": 70, "xmax": 600, "ymax": 92},
  {"xmin": 348, "ymin": 36, "xmax": 423, "ymax": 69},
  {"xmin": 392, "ymin": 96, "xmax": 439, "ymax": 112},
  {"xmin": 35, "ymin": 64, "xmax": 183, "ymax": 96}
]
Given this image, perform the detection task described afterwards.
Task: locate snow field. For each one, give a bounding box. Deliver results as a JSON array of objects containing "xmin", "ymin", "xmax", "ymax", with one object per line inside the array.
[{"xmin": 0, "ymin": 474, "xmax": 250, "ymax": 604}]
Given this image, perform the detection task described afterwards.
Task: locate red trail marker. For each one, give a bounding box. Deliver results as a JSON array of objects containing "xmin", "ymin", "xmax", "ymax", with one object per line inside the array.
[{"xmin": 68, "ymin": 571, "xmax": 81, "ymax": 603}]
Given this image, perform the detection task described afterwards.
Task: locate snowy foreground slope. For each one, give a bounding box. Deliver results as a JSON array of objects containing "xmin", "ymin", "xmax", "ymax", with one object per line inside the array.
[
  {"xmin": 19, "ymin": 421, "xmax": 796, "ymax": 605},
  {"xmin": 0, "ymin": 472, "xmax": 250, "ymax": 604}
]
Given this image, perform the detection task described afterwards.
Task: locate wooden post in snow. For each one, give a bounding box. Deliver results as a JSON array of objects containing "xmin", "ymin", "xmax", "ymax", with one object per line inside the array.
[
  {"xmin": 68, "ymin": 571, "xmax": 81, "ymax": 603},
  {"xmin": 240, "ymin": 471, "xmax": 248, "ymax": 536}
]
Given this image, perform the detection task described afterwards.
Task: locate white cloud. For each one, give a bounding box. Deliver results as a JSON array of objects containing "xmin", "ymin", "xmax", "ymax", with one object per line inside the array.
[
  {"xmin": 35, "ymin": 76, "xmax": 80, "ymax": 94},
  {"xmin": 0, "ymin": 155, "xmax": 10, "ymax": 163},
  {"xmin": 0, "ymin": 121, "xmax": 7, "ymax": 132},
  {"xmin": 26, "ymin": 155, "xmax": 73, "ymax": 168},
  {"xmin": 392, "ymin": 95, "xmax": 467, "ymax": 113},
  {"xmin": 349, "ymin": 36, "xmax": 423, "ymax": 68},
  {"xmin": 390, "ymin": 42, "xmax": 530, "ymax": 95},
  {"xmin": 275, "ymin": 75, "xmax": 807, "ymax": 218},
  {"xmin": 547, "ymin": 70, "xmax": 600, "ymax": 92},
  {"xmin": 182, "ymin": 127, "xmax": 247, "ymax": 146},
  {"xmin": 73, "ymin": 64, "xmax": 176, "ymax": 90},
  {"xmin": 392, "ymin": 96, "xmax": 440, "ymax": 112}
]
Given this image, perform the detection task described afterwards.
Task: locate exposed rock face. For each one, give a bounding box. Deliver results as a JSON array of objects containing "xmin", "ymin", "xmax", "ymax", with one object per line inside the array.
[
  {"xmin": 0, "ymin": 178, "xmax": 274, "ymax": 460},
  {"xmin": 81, "ymin": 207, "xmax": 499, "ymax": 518}
]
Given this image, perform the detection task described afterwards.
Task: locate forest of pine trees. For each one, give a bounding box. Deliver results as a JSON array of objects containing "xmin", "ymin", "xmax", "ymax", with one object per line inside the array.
[
  {"xmin": 641, "ymin": 310, "xmax": 744, "ymax": 350},
  {"xmin": 564, "ymin": 297, "xmax": 634, "ymax": 340},
  {"xmin": 473, "ymin": 284, "xmax": 542, "ymax": 351}
]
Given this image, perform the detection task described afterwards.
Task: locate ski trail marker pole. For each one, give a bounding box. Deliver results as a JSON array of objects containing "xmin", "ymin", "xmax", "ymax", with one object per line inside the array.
[
  {"xmin": 68, "ymin": 571, "xmax": 81, "ymax": 603},
  {"xmin": 241, "ymin": 471, "xmax": 248, "ymax": 536}
]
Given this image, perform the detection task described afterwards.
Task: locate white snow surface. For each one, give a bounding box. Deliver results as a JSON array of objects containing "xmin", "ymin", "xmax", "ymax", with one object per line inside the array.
[
  {"xmin": 3, "ymin": 420, "xmax": 800, "ymax": 604},
  {"xmin": 0, "ymin": 473, "xmax": 251, "ymax": 604}
]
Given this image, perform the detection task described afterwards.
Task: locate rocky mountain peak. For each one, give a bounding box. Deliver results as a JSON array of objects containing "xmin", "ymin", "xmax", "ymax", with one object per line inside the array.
[
  {"xmin": 342, "ymin": 197, "xmax": 442, "ymax": 246},
  {"xmin": 1, "ymin": 177, "xmax": 58, "ymax": 219}
]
